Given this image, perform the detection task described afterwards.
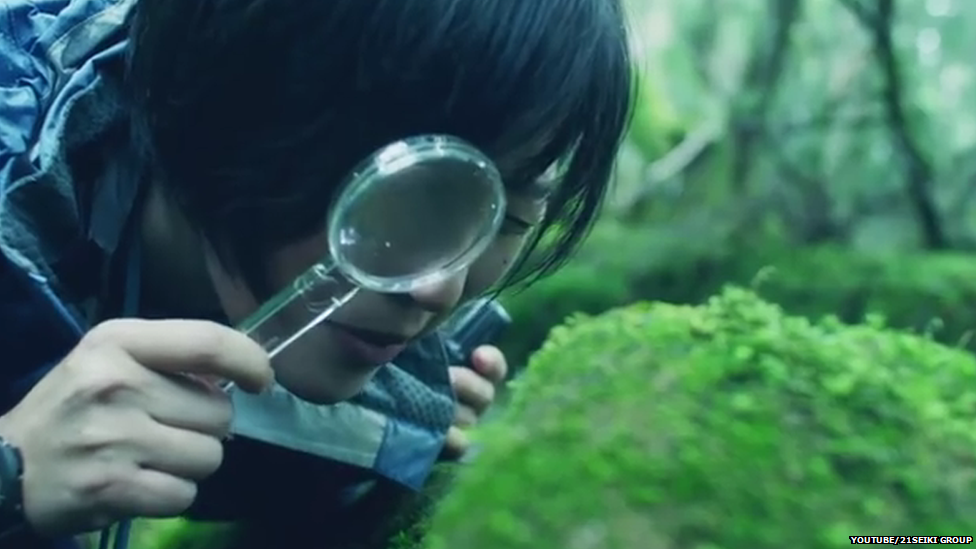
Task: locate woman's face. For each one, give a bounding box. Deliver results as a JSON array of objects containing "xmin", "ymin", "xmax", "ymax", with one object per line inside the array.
[{"xmin": 205, "ymin": 184, "xmax": 547, "ymax": 404}]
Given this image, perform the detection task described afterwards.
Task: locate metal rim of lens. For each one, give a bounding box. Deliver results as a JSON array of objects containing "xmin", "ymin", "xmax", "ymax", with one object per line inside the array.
[{"xmin": 326, "ymin": 134, "xmax": 507, "ymax": 293}]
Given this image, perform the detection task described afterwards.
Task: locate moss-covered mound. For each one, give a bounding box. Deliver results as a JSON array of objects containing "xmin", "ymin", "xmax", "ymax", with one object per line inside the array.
[{"xmin": 426, "ymin": 288, "xmax": 976, "ymax": 549}]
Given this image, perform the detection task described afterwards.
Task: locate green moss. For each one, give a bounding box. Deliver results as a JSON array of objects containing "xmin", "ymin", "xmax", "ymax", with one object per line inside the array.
[{"xmin": 427, "ymin": 288, "xmax": 976, "ymax": 549}]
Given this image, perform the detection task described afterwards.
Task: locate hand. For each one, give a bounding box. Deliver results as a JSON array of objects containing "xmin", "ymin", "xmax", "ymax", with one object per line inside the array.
[
  {"xmin": 443, "ymin": 345, "xmax": 508, "ymax": 458},
  {"xmin": 0, "ymin": 319, "xmax": 272, "ymax": 536}
]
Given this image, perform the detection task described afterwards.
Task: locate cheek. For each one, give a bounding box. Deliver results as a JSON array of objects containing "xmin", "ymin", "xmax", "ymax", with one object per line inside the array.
[
  {"xmin": 203, "ymin": 250, "xmax": 260, "ymax": 324},
  {"xmin": 464, "ymin": 237, "xmax": 526, "ymax": 295},
  {"xmin": 267, "ymin": 235, "xmax": 329, "ymax": 289},
  {"xmin": 203, "ymin": 235, "xmax": 328, "ymax": 325}
]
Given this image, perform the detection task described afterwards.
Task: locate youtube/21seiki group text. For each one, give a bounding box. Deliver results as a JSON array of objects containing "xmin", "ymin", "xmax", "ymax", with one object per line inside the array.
[{"xmin": 850, "ymin": 537, "xmax": 974, "ymax": 545}]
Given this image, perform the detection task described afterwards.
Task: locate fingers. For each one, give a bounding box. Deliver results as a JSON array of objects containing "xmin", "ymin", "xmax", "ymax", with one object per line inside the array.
[
  {"xmin": 114, "ymin": 469, "xmax": 198, "ymax": 518},
  {"xmin": 470, "ymin": 345, "xmax": 507, "ymax": 383},
  {"xmin": 142, "ymin": 372, "xmax": 233, "ymax": 438},
  {"xmin": 137, "ymin": 423, "xmax": 225, "ymax": 481},
  {"xmin": 453, "ymin": 403, "xmax": 478, "ymax": 429},
  {"xmin": 449, "ymin": 366, "xmax": 495, "ymax": 414},
  {"xmin": 88, "ymin": 319, "xmax": 273, "ymax": 394},
  {"xmin": 450, "ymin": 345, "xmax": 506, "ymax": 435},
  {"xmin": 445, "ymin": 346, "xmax": 509, "ymax": 460}
]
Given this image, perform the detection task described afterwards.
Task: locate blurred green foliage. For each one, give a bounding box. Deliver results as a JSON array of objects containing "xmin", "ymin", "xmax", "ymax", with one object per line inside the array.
[
  {"xmin": 499, "ymin": 221, "xmax": 976, "ymax": 369},
  {"xmin": 427, "ymin": 289, "xmax": 976, "ymax": 548},
  {"xmin": 613, "ymin": 0, "xmax": 976, "ymax": 252}
]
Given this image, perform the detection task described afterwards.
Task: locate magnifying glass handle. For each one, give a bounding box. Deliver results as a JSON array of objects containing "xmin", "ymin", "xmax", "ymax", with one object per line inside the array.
[
  {"xmin": 220, "ymin": 260, "xmax": 360, "ymax": 392},
  {"xmin": 257, "ymin": 286, "xmax": 361, "ymax": 359}
]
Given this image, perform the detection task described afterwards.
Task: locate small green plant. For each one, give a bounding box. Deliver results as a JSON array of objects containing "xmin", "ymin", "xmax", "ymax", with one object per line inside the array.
[{"xmin": 426, "ymin": 287, "xmax": 976, "ymax": 549}]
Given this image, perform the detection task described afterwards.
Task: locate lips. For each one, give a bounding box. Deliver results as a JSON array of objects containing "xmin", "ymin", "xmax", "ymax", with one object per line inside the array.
[{"xmin": 329, "ymin": 322, "xmax": 409, "ymax": 365}]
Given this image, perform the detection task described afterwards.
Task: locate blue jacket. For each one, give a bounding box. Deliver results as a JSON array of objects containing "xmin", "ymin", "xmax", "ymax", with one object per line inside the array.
[{"xmin": 0, "ymin": 0, "xmax": 456, "ymax": 546}]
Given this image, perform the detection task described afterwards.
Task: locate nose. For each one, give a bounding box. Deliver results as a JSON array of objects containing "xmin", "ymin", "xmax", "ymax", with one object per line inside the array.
[{"xmin": 407, "ymin": 269, "xmax": 467, "ymax": 314}]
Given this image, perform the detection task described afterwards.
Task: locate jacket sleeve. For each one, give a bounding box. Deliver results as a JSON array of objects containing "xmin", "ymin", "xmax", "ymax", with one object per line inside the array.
[
  {"xmin": 0, "ymin": 0, "xmax": 86, "ymax": 413},
  {"xmin": 0, "ymin": 250, "xmax": 80, "ymax": 413}
]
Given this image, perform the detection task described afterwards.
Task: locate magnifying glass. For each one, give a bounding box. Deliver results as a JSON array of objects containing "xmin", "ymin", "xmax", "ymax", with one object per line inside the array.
[{"xmin": 222, "ymin": 135, "xmax": 506, "ymax": 390}]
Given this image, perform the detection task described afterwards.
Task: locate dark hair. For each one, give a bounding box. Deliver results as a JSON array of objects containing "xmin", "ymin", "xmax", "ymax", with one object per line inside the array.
[{"xmin": 125, "ymin": 0, "xmax": 633, "ymax": 296}]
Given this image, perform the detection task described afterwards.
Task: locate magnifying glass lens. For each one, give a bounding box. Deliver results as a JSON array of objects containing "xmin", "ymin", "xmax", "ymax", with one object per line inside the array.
[
  {"xmin": 334, "ymin": 156, "xmax": 501, "ymax": 284},
  {"xmin": 229, "ymin": 136, "xmax": 506, "ymax": 376},
  {"xmin": 330, "ymin": 137, "xmax": 505, "ymax": 293}
]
